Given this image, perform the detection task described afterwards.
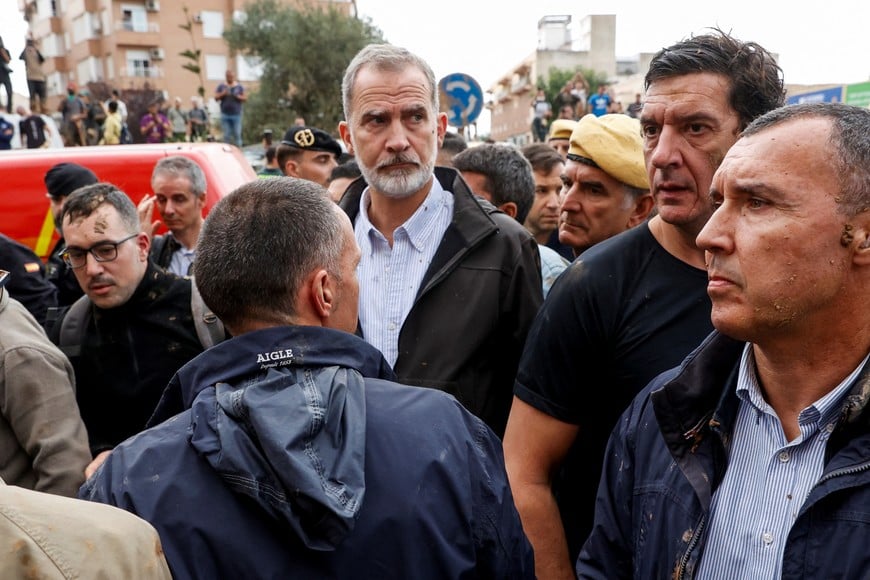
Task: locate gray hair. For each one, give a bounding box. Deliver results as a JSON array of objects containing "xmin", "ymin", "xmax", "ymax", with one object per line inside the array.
[
  {"xmin": 621, "ymin": 184, "xmax": 650, "ymax": 209},
  {"xmin": 194, "ymin": 178, "xmax": 345, "ymax": 330},
  {"xmin": 151, "ymin": 155, "xmax": 207, "ymax": 197},
  {"xmin": 341, "ymin": 44, "xmax": 439, "ymax": 123}
]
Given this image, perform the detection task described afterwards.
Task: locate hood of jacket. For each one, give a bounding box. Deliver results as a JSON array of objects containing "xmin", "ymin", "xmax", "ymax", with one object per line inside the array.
[{"xmin": 170, "ymin": 326, "xmax": 395, "ymax": 551}]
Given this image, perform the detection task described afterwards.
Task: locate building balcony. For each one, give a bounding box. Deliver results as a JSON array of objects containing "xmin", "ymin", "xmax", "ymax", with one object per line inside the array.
[
  {"xmin": 85, "ymin": 38, "xmax": 103, "ymax": 54},
  {"xmin": 511, "ymin": 79, "xmax": 532, "ymax": 94},
  {"xmin": 118, "ymin": 66, "xmax": 164, "ymax": 89},
  {"xmin": 113, "ymin": 21, "xmax": 161, "ymax": 47},
  {"xmin": 31, "ymin": 16, "xmax": 63, "ymax": 38},
  {"xmin": 50, "ymin": 55, "xmax": 68, "ymax": 73}
]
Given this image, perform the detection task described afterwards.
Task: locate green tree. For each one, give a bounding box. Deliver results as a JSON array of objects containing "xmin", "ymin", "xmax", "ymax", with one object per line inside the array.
[
  {"xmin": 179, "ymin": 6, "xmax": 206, "ymax": 98},
  {"xmin": 223, "ymin": 0, "xmax": 385, "ymax": 144}
]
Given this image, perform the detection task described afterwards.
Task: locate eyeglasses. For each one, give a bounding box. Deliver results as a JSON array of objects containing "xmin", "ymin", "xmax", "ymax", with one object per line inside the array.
[{"xmin": 62, "ymin": 233, "xmax": 138, "ymax": 269}]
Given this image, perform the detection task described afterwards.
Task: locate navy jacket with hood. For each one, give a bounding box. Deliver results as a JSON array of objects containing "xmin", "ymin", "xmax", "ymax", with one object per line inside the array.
[{"xmin": 81, "ymin": 326, "xmax": 534, "ymax": 579}]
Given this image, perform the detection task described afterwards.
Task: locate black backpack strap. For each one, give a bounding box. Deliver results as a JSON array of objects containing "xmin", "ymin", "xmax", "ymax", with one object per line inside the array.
[
  {"xmin": 57, "ymin": 295, "xmax": 91, "ymax": 358},
  {"xmin": 189, "ymin": 277, "xmax": 225, "ymax": 349},
  {"xmin": 149, "ymin": 234, "xmax": 171, "ymax": 269}
]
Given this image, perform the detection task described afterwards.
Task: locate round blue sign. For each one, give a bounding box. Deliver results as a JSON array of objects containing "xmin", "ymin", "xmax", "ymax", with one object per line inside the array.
[{"xmin": 439, "ymin": 73, "xmax": 484, "ymax": 127}]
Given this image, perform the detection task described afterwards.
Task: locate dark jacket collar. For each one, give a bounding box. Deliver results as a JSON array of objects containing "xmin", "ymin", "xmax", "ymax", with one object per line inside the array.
[
  {"xmin": 654, "ymin": 331, "xmax": 870, "ymax": 443},
  {"xmin": 652, "ymin": 330, "xmax": 870, "ymax": 503},
  {"xmin": 339, "ymin": 166, "xmax": 502, "ymax": 298},
  {"xmin": 149, "ymin": 326, "xmax": 395, "ymax": 425}
]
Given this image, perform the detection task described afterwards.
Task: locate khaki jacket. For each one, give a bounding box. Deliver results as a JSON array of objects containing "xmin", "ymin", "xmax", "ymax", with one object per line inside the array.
[
  {"xmin": 0, "ymin": 290, "xmax": 90, "ymax": 497},
  {"xmin": 0, "ymin": 480, "xmax": 172, "ymax": 579}
]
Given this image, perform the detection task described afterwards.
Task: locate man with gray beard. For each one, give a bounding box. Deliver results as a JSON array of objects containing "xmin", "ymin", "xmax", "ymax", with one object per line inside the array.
[{"xmin": 337, "ymin": 44, "xmax": 543, "ymax": 437}]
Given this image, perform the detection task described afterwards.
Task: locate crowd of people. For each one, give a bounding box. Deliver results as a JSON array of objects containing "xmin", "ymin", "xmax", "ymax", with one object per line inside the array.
[
  {"xmin": 54, "ymin": 86, "xmax": 213, "ymax": 148},
  {"xmin": 0, "ymin": 28, "xmax": 869, "ymax": 580},
  {"xmin": 530, "ymin": 73, "xmax": 642, "ymax": 144}
]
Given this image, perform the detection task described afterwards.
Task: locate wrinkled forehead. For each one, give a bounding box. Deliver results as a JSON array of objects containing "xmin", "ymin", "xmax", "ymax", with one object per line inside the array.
[
  {"xmin": 713, "ymin": 118, "xmax": 835, "ymax": 190},
  {"xmin": 642, "ymin": 73, "xmax": 736, "ymax": 122},
  {"xmin": 152, "ymin": 172, "xmax": 198, "ymax": 195},
  {"xmin": 351, "ymin": 64, "xmax": 432, "ymax": 109}
]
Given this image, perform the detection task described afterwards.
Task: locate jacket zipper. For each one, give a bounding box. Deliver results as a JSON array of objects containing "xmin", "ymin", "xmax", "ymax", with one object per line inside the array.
[
  {"xmin": 673, "ymin": 413, "xmax": 716, "ymax": 579},
  {"xmin": 676, "ymin": 513, "xmax": 706, "ymax": 580},
  {"xmin": 674, "ymin": 461, "xmax": 870, "ymax": 579},
  {"xmin": 811, "ymin": 459, "xmax": 870, "ymax": 490}
]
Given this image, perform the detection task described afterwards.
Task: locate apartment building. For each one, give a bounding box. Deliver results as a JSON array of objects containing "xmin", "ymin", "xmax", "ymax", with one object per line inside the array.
[
  {"xmin": 487, "ymin": 14, "xmax": 627, "ymax": 144},
  {"xmin": 486, "ymin": 14, "xmax": 813, "ymax": 144},
  {"xmin": 18, "ymin": 0, "xmax": 352, "ymax": 112}
]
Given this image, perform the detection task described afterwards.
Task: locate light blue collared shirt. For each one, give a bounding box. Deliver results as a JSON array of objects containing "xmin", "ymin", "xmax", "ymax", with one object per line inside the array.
[
  {"xmin": 538, "ymin": 244, "xmax": 568, "ymax": 298},
  {"xmin": 168, "ymin": 245, "xmax": 196, "ymax": 277},
  {"xmin": 354, "ymin": 180, "xmax": 453, "ymax": 367},
  {"xmin": 696, "ymin": 344, "xmax": 869, "ymax": 580}
]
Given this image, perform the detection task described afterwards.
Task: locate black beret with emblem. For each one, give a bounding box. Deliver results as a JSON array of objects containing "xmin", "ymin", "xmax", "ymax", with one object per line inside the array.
[{"xmin": 281, "ymin": 126, "xmax": 342, "ymax": 158}]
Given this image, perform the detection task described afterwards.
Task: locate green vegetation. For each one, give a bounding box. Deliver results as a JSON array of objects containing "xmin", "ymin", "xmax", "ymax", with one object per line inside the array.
[
  {"xmin": 223, "ymin": 0, "xmax": 385, "ymax": 143},
  {"xmin": 539, "ymin": 65, "xmax": 609, "ymax": 108},
  {"xmin": 179, "ymin": 6, "xmax": 206, "ymax": 98}
]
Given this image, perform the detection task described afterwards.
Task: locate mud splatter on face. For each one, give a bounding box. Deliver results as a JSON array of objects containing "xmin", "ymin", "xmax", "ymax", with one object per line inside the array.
[
  {"xmin": 93, "ymin": 215, "xmax": 109, "ymax": 235},
  {"xmin": 840, "ymin": 223, "xmax": 854, "ymax": 247}
]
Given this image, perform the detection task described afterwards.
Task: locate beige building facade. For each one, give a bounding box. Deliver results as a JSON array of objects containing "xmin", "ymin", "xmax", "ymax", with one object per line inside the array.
[
  {"xmin": 487, "ymin": 14, "xmax": 835, "ymax": 144},
  {"xmin": 18, "ymin": 0, "xmax": 352, "ymax": 112},
  {"xmin": 487, "ymin": 14, "xmax": 624, "ymax": 144}
]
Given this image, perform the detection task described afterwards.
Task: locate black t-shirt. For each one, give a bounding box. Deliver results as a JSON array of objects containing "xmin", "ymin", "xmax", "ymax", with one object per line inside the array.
[
  {"xmin": 19, "ymin": 114, "xmax": 47, "ymax": 148},
  {"xmin": 514, "ymin": 223, "xmax": 713, "ymax": 560}
]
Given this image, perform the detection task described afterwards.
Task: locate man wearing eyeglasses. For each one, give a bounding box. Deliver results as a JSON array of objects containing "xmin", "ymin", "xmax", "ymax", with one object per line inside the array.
[{"xmin": 46, "ymin": 183, "xmax": 209, "ymax": 478}]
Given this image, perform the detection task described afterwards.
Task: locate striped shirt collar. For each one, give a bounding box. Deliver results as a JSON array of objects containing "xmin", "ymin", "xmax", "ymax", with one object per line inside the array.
[
  {"xmin": 356, "ymin": 178, "xmax": 449, "ymax": 252},
  {"xmin": 735, "ymin": 343, "xmax": 869, "ymax": 431}
]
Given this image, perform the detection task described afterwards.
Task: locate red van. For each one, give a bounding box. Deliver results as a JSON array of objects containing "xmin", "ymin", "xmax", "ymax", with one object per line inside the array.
[{"xmin": 0, "ymin": 143, "xmax": 257, "ymax": 259}]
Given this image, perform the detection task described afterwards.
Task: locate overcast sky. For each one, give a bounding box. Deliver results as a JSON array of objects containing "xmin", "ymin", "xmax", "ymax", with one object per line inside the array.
[
  {"xmin": 1, "ymin": 8, "xmax": 28, "ymax": 97},
  {"xmin": 355, "ymin": 0, "xmax": 870, "ymax": 90},
  {"xmin": 4, "ymin": 1, "xmax": 868, "ymax": 123}
]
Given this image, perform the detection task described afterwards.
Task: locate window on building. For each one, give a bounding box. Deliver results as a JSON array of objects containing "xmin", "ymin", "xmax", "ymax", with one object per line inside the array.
[
  {"xmin": 47, "ymin": 71, "xmax": 63, "ymax": 97},
  {"xmin": 121, "ymin": 4, "xmax": 148, "ymax": 32},
  {"xmin": 205, "ymin": 54, "xmax": 228, "ymax": 81},
  {"xmin": 43, "ymin": 34, "xmax": 65, "ymax": 58},
  {"xmin": 237, "ymin": 56, "xmax": 262, "ymax": 82},
  {"xmin": 126, "ymin": 49, "xmax": 153, "ymax": 78},
  {"xmin": 76, "ymin": 56, "xmax": 102, "ymax": 85},
  {"xmin": 201, "ymin": 11, "xmax": 224, "ymax": 39},
  {"xmin": 72, "ymin": 14, "xmax": 88, "ymax": 44},
  {"xmin": 73, "ymin": 12, "xmax": 103, "ymax": 42},
  {"xmin": 37, "ymin": 0, "xmax": 55, "ymax": 18}
]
